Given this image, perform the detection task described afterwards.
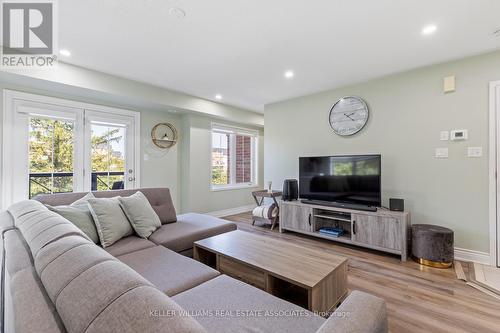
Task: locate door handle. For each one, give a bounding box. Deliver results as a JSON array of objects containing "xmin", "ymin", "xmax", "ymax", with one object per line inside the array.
[
  {"xmin": 353, "ymin": 221, "xmax": 356, "ymax": 235},
  {"xmin": 308, "ymin": 213, "xmax": 312, "ymax": 226},
  {"xmin": 128, "ymin": 177, "xmax": 136, "ymax": 181}
]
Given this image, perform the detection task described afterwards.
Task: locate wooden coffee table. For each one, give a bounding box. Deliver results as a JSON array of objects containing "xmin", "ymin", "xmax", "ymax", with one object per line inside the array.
[{"xmin": 193, "ymin": 230, "xmax": 348, "ymax": 314}]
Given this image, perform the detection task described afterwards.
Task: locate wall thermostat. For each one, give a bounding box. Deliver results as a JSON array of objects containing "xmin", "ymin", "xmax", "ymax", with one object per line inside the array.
[{"xmin": 450, "ymin": 129, "xmax": 468, "ymax": 141}]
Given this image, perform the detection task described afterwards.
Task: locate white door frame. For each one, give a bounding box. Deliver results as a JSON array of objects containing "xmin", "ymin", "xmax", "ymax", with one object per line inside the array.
[
  {"xmin": 489, "ymin": 80, "xmax": 500, "ymax": 267},
  {"xmin": 83, "ymin": 109, "xmax": 138, "ymax": 191},
  {"xmin": 2, "ymin": 89, "xmax": 141, "ymax": 208}
]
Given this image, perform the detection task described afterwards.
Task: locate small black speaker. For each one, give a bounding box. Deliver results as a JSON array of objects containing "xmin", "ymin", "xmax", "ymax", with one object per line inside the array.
[
  {"xmin": 389, "ymin": 198, "xmax": 404, "ymax": 211},
  {"xmin": 282, "ymin": 179, "xmax": 298, "ymax": 201}
]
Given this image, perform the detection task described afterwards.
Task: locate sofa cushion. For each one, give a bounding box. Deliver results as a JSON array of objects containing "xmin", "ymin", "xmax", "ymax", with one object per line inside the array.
[
  {"xmin": 149, "ymin": 213, "xmax": 237, "ymax": 252},
  {"xmin": 4, "ymin": 230, "xmax": 33, "ymax": 277},
  {"xmin": 86, "ymin": 285, "xmax": 207, "ymax": 333},
  {"xmin": 119, "ymin": 191, "xmax": 161, "ymax": 238},
  {"xmin": 10, "ymin": 267, "xmax": 65, "ymax": 333},
  {"xmin": 173, "ymin": 275, "xmax": 325, "ymax": 333},
  {"xmin": 117, "ymin": 246, "xmax": 220, "ymax": 296},
  {"xmin": 88, "ymin": 197, "xmax": 134, "ymax": 247},
  {"xmin": 31, "ymin": 232, "xmax": 204, "ymax": 333},
  {"xmin": 315, "ymin": 290, "xmax": 388, "ymax": 333},
  {"xmin": 55, "ymin": 260, "xmax": 154, "ymax": 333},
  {"xmin": 15, "ymin": 210, "xmax": 55, "ymax": 230},
  {"xmin": 37, "ymin": 242, "xmax": 116, "ymax": 304},
  {"xmin": 35, "ymin": 235, "xmax": 93, "ymax": 275},
  {"xmin": 104, "ymin": 235, "xmax": 156, "ymax": 257},
  {"xmin": 0, "ymin": 210, "xmax": 15, "ymax": 232},
  {"xmin": 15, "ymin": 210, "xmax": 91, "ymax": 257},
  {"xmin": 7, "ymin": 200, "xmax": 47, "ymax": 220}
]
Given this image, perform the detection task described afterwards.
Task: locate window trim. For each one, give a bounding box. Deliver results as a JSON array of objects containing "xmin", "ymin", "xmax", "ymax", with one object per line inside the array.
[
  {"xmin": 210, "ymin": 122, "xmax": 259, "ymax": 191},
  {"xmin": 2, "ymin": 89, "xmax": 141, "ymax": 208}
]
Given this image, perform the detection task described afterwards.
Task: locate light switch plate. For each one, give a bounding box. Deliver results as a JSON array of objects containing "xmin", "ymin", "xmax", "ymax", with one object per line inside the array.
[
  {"xmin": 443, "ymin": 76, "xmax": 456, "ymax": 93},
  {"xmin": 467, "ymin": 147, "xmax": 482, "ymax": 158},
  {"xmin": 435, "ymin": 148, "xmax": 449, "ymax": 158},
  {"xmin": 440, "ymin": 131, "xmax": 449, "ymax": 141}
]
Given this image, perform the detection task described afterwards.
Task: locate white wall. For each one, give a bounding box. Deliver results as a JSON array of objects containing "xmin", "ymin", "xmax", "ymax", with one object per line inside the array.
[{"xmin": 265, "ymin": 50, "xmax": 500, "ymax": 253}]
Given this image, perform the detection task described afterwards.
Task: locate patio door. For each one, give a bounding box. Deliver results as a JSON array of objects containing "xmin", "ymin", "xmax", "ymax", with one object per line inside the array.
[{"xmin": 2, "ymin": 90, "xmax": 140, "ymax": 207}]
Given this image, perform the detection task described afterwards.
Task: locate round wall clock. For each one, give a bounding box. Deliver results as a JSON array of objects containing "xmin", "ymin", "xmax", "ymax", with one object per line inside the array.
[{"xmin": 328, "ymin": 96, "xmax": 369, "ymax": 136}]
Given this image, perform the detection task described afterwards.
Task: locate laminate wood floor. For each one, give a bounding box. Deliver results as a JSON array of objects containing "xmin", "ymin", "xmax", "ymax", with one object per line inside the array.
[{"xmin": 222, "ymin": 212, "xmax": 500, "ymax": 333}]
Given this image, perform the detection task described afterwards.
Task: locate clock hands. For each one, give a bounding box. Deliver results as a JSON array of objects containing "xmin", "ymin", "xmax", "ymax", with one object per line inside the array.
[{"xmin": 344, "ymin": 112, "xmax": 355, "ymax": 121}]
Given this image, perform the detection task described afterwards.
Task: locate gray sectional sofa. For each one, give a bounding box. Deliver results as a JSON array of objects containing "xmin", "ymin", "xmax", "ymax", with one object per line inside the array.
[{"xmin": 1, "ymin": 188, "xmax": 388, "ymax": 333}]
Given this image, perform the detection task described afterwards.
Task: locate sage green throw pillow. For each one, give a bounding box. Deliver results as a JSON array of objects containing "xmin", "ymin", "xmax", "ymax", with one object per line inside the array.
[
  {"xmin": 119, "ymin": 191, "xmax": 161, "ymax": 239},
  {"xmin": 87, "ymin": 197, "xmax": 133, "ymax": 248},
  {"xmin": 46, "ymin": 192, "xmax": 99, "ymax": 243},
  {"xmin": 46, "ymin": 204, "xmax": 100, "ymax": 243}
]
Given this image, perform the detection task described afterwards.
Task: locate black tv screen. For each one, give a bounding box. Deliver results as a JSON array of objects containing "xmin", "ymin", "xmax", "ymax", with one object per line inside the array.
[{"xmin": 299, "ymin": 155, "xmax": 381, "ymax": 207}]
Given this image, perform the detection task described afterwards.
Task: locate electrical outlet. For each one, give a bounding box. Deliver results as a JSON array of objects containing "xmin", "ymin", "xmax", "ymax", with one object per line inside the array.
[
  {"xmin": 467, "ymin": 147, "xmax": 482, "ymax": 158},
  {"xmin": 435, "ymin": 148, "xmax": 449, "ymax": 158}
]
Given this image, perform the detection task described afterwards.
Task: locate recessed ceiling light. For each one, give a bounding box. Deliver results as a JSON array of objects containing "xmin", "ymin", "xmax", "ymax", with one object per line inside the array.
[
  {"xmin": 215, "ymin": 94, "xmax": 222, "ymax": 100},
  {"xmin": 169, "ymin": 7, "xmax": 186, "ymax": 19},
  {"xmin": 284, "ymin": 70, "xmax": 294, "ymax": 79},
  {"xmin": 421, "ymin": 24, "xmax": 437, "ymax": 36},
  {"xmin": 59, "ymin": 49, "xmax": 71, "ymax": 57}
]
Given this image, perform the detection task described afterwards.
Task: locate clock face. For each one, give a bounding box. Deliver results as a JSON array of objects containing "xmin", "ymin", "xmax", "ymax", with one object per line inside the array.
[{"xmin": 329, "ymin": 96, "xmax": 369, "ymax": 136}]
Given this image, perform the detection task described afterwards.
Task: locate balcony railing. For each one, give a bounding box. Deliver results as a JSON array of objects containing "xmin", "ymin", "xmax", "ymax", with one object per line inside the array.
[{"xmin": 29, "ymin": 171, "xmax": 125, "ymax": 198}]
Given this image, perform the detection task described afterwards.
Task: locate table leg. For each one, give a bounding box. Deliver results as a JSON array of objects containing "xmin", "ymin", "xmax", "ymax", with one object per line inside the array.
[
  {"xmin": 252, "ymin": 194, "xmax": 260, "ymax": 206},
  {"xmin": 272, "ymin": 197, "xmax": 280, "ymax": 230}
]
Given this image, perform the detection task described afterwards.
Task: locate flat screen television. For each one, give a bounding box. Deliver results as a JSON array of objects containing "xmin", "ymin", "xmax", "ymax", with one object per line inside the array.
[{"xmin": 299, "ymin": 155, "xmax": 381, "ymax": 208}]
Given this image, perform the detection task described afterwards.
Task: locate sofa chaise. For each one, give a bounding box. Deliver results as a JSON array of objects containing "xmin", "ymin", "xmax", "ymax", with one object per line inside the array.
[{"xmin": 0, "ymin": 188, "xmax": 388, "ymax": 333}]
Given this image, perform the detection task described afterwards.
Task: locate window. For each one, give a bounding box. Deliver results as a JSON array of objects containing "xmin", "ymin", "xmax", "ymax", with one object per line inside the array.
[
  {"xmin": 2, "ymin": 90, "xmax": 140, "ymax": 207},
  {"xmin": 211, "ymin": 124, "xmax": 258, "ymax": 190}
]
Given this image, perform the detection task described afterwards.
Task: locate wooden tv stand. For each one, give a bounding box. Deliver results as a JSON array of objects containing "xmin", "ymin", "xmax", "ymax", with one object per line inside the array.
[{"xmin": 280, "ymin": 200, "xmax": 411, "ymax": 261}]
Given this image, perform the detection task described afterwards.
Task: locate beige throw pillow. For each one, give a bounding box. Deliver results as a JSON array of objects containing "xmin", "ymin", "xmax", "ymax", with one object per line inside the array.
[
  {"xmin": 119, "ymin": 191, "xmax": 161, "ymax": 239},
  {"xmin": 87, "ymin": 197, "xmax": 133, "ymax": 247}
]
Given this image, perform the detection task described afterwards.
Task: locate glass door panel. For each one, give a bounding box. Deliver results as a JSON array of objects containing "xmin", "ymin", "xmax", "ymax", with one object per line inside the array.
[
  {"xmin": 28, "ymin": 116, "xmax": 75, "ymax": 198},
  {"xmin": 90, "ymin": 123, "xmax": 126, "ymax": 191},
  {"xmin": 84, "ymin": 110, "xmax": 137, "ymax": 192}
]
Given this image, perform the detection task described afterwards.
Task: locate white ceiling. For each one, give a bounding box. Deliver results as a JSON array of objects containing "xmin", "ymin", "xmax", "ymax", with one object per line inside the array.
[{"xmin": 59, "ymin": 0, "xmax": 500, "ymax": 113}]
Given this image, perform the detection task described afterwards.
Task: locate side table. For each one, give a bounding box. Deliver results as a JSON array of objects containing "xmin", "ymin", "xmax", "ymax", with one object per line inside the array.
[{"xmin": 251, "ymin": 190, "xmax": 282, "ymax": 230}]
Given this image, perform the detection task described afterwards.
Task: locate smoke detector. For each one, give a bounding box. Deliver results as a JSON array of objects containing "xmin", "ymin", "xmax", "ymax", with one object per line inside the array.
[{"xmin": 169, "ymin": 7, "xmax": 186, "ymax": 19}]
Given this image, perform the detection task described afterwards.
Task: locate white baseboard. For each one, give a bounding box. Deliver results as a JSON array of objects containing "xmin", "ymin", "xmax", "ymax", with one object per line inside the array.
[
  {"xmin": 207, "ymin": 204, "xmax": 255, "ymax": 218},
  {"xmin": 454, "ymin": 247, "xmax": 491, "ymax": 265}
]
